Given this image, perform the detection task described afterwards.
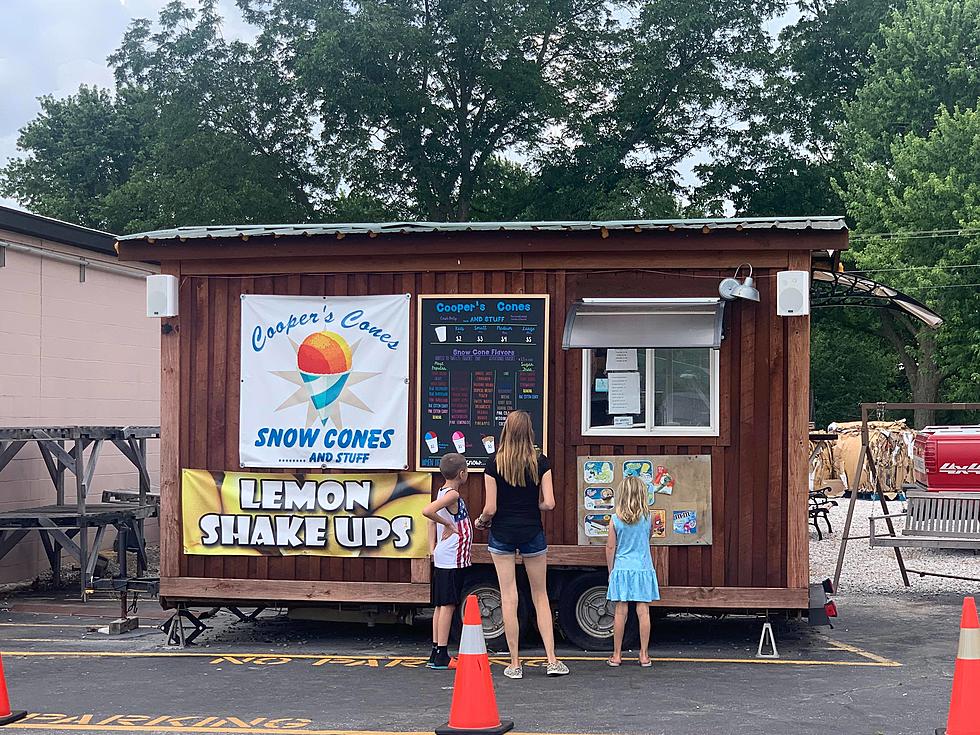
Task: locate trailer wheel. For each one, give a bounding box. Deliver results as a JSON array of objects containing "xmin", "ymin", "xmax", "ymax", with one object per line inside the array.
[
  {"xmin": 557, "ymin": 572, "xmax": 637, "ymax": 651},
  {"xmin": 453, "ymin": 573, "xmax": 530, "ymax": 652}
]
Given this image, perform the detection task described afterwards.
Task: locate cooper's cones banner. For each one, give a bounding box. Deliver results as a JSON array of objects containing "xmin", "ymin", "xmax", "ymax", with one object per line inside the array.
[
  {"xmin": 240, "ymin": 294, "xmax": 410, "ymax": 469},
  {"xmin": 943, "ymin": 596, "xmax": 980, "ymax": 735}
]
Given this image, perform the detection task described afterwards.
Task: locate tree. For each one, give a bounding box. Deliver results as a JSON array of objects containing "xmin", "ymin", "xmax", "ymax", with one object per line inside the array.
[
  {"xmin": 697, "ymin": 0, "xmax": 906, "ymax": 216},
  {"xmin": 0, "ymin": 86, "xmax": 145, "ymax": 230},
  {"xmin": 526, "ymin": 0, "xmax": 785, "ymax": 220},
  {"xmin": 1, "ymin": 1, "xmax": 321, "ymax": 233},
  {"xmin": 841, "ymin": 0, "xmax": 980, "ymax": 163},
  {"xmin": 239, "ymin": 0, "xmax": 614, "ymax": 221},
  {"xmin": 840, "ymin": 106, "xmax": 980, "ymax": 425},
  {"xmin": 810, "ymin": 310, "xmax": 906, "ymax": 429}
]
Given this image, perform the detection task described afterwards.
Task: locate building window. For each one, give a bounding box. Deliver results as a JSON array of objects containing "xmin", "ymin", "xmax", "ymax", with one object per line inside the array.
[{"xmin": 582, "ymin": 348, "xmax": 719, "ymax": 436}]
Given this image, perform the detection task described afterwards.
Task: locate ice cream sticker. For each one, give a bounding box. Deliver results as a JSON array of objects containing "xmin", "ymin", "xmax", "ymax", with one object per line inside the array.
[
  {"xmin": 673, "ymin": 510, "xmax": 697, "ymax": 534},
  {"xmin": 584, "ymin": 461, "xmax": 614, "ymax": 484},
  {"xmin": 584, "ymin": 487, "xmax": 614, "ymax": 511},
  {"xmin": 482, "ymin": 435, "xmax": 495, "ymax": 454},
  {"xmin": 452, "ymin": 431, "xmax": 466, "ymax": 453},
  {"xmin": 585, "ymin": 513, "xmax": 612, "ymax": 538},
  {"xmin": 424, "ymin": 431, "xmax": 439, "ymax": 454}
]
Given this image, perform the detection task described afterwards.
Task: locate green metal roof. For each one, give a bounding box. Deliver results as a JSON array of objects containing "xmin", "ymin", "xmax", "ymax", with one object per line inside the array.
[{"xmin": 117, "ymin": 216, "xmax": 847, "ymax": 243}]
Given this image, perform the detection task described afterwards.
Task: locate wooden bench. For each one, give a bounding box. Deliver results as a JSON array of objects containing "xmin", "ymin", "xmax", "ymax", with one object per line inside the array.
[{"xmin": 870, "ymin": 490, "xmax": 980, "ymax": 550}]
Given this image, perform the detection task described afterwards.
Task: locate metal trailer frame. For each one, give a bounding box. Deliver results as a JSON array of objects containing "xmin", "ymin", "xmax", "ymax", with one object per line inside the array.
[
  {"xmin": 832, "ymin": 402, "xmax": 980, "ymax": 590},
  {"xmin": 0, "ymin": 425, "xmax": 160, "ymax": 599}
]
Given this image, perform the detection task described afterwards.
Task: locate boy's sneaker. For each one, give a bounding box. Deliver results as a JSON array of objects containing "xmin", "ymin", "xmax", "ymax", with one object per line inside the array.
[
  {"xmin": 546, "ymin": 661, "xmax": 570, "ymax": 677},
  {"xmin": 430, "ymin": 650, "xmax": 452, "ymax": 670}
]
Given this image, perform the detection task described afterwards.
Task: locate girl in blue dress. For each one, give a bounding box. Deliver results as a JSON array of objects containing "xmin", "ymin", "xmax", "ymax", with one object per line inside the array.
[{"xmin": 605, "ymin": 475, "xmax": 660, "ymax": 667}]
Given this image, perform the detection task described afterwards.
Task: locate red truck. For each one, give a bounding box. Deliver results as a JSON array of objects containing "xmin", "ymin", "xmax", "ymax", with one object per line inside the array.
[{"xmin": 913, "ymin": 426, "xmax": 980, "ymax": 491}]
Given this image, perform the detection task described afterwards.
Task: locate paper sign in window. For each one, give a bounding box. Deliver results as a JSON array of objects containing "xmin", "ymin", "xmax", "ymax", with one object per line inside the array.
[
  {"xmin": 607, "ymin": 371, "xmax": 641, "ymax": 414},
  {"xmin": 606, "ymin": 348, "xmax": 638, "ymax": 371}
]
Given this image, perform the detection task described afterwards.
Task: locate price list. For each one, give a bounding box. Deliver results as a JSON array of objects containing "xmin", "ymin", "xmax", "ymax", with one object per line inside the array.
[{"xmin": 417, "ymin": 295, "xmax": 549, "ymax": 470}]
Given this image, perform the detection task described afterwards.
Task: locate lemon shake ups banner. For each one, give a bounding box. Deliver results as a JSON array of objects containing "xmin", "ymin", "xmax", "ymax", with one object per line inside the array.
[
  {"xmin": 240, "ymin": 294, "xmax": 410, "ymax": 469},
  {"xmin": 182, "ymin": 469, "xmax": 431, "ymax": 557}
]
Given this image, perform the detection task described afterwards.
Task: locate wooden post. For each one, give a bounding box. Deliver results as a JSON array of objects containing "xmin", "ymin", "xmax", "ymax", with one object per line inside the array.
[
  {"xmin": 159, "ymin": 262, "xmax": 181, "ymax": 580},
  {"xmin": 785, "ymin": 252, "xmax": 811, "ymax": 590}
]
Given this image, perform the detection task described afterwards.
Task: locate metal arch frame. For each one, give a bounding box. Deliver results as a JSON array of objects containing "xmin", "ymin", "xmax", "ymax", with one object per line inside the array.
[{"xmin": 810, "ymin": 270, "xmax": 943, "ymax": 328}]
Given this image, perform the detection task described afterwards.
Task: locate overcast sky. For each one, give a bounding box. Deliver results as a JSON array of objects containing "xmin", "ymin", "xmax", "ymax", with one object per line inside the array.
[
  {"xmin": 1, "ymin": 1, "xmax": 798, "ymax": 215},
  {"xmin": 0, "ymin": 0, "xmax": 252, "ymax": 210}
]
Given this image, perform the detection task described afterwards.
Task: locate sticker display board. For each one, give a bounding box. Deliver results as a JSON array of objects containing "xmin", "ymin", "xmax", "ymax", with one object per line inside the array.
[
  {"xmin": 577, "ymin": 455, "xmax": 712, "ymax": 546},
  {"xmin": 182, "ymin": 469, "xmax": 430, "ymax": 558},
  {"xmin": 417, "ymin": 295, "xmax": 549, "ymax": 471},
  {"xmin": 240, "ymin": 294, "xmax": 410, "ymax": 469}
]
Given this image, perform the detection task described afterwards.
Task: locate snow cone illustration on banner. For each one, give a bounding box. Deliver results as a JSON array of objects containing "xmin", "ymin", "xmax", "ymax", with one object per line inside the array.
[{"xmin": 297, "ymin": 331, "xmax": 353, "ymax": 425}]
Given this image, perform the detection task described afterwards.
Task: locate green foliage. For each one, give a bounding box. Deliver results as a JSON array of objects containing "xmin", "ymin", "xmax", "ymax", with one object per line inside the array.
[
  {"xmin": 0, "ymin": 86, "xmax": 144, "ymax": 230},
  {"xmin": 835, "ymin": 0, "xmax": 980, "ymax": 420},
  {"xmin": 842, "ymin": 0, "xmax": 980, "ymax": 163},
  {"xmin": 841, "ymin": 106, "xmax": 980, "ymax": 407},
  {"xmin": 240, "ymin": 0, "xmax": 614, "ymax": 220},
  {"xmin": 810, "ymin": 310, "xmax": 906, "ymax": 427}
]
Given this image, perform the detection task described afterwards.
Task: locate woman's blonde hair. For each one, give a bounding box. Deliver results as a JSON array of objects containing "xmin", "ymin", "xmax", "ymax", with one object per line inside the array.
[
  {"xmin": 615, "ymin": 476, "xmax": 650, "ymax": 525},
  {"xmin": 496, "ymin": 411, "xmax": 539, "ymax": 487}
]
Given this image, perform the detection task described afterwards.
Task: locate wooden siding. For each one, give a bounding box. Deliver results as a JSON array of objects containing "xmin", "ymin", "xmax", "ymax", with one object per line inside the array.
[{"xmin": 158, "ymin": 241, "xmax": 812, "ymax": 600}]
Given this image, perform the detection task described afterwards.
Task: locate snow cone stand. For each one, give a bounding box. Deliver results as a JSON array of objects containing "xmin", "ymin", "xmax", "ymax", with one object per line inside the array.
[{"xmin": 119, "ymin": 217, "xmax": 847, "ymax": 648}]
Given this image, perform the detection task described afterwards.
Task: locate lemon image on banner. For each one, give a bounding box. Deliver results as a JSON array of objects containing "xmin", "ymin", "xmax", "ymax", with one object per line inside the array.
[{"xmin": 297, "ymin": 331, "xmax": 353, "ymax": 426}]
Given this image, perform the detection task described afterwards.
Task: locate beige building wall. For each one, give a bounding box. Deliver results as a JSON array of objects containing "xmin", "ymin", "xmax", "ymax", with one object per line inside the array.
[{"xmin": 0, "ymin": 229, "xmax": 160, "ymax": 583}]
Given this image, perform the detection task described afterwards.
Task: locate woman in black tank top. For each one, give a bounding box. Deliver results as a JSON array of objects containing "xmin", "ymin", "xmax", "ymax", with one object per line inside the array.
[{"xmin": 474, "ymin": 411, "xmax": 569, "ymax": 678}]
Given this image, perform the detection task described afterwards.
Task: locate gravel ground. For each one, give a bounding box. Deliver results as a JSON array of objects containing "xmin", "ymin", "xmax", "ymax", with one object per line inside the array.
[{"xmin": 809, "ymin": 496, "xmax": 980, "ymax": 595}]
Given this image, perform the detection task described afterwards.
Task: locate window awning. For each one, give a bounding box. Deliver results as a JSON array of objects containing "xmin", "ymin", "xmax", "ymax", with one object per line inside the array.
[{"xmin": 562, "ymin": 298, "xmax": 725, "ymax": 349}]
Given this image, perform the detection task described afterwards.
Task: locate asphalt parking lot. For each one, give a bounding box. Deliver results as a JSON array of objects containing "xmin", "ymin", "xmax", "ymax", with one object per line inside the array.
[{"xmin": 0, "ymin": 590, "xmax": 969, "ymax": 735}]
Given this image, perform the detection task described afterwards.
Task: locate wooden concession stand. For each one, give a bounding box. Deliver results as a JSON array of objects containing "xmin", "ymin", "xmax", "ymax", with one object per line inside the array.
[{"xmin": 118, "ymin": 217, "xmax": 847, "ymax": 647}]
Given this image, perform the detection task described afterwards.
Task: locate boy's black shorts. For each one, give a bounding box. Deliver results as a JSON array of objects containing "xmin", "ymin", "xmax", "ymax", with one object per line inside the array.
[{"xmin": 431, "ymin": 567, "xmax": 465, "ymax": 607}]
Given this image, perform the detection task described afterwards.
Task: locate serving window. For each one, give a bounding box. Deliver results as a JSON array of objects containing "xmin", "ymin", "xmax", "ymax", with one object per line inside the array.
[
  {"xmin": 563, "ymin": 297, "xmax": 724, "ymax": 438},
  {"xmin": 583, "ymin": 348, "xmax": 719, "ymax": 436}
]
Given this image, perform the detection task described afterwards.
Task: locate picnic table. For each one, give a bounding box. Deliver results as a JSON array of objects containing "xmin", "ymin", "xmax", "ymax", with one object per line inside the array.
[{"xmin": 0, "ymin": 425, "xmax": 160, "ymax": 599}]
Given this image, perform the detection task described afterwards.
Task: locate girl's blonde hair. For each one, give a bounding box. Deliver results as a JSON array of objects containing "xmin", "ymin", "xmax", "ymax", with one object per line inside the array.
[
  {"xmin": 496, "ymin": 411, "xmax": 539, "ymax": 487},
  {"xmin": 615, "ymin": 476, "xmax": 650, "ymax": 525}
]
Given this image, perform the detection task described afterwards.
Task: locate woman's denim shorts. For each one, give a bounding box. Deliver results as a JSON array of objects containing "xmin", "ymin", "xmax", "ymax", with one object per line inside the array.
[{"xmin": 487, "ymin": 530, "xmax": 547, "ymax": 557}]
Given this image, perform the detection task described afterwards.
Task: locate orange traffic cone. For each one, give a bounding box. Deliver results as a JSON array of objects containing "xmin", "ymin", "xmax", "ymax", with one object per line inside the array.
[
  {"xmin": 0, "ymin": 653, "xmax": 26, "ymax": 726},
  {"xmin": 938, "ymin": 596, "xmax": 980, "ymax": 735},
  {"xmin": 435, "ymin": 595, "xmax": 513, "ymax": 735}
]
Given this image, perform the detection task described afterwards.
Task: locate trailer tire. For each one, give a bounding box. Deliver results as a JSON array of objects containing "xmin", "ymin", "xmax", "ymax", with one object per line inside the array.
[
  {"xmin": 557, "ymin": 572, "xmax": 637, "ymax": 651},
  {"xmin": 452, "ymin": 572, "xmax": 530, "ymax": 652}
]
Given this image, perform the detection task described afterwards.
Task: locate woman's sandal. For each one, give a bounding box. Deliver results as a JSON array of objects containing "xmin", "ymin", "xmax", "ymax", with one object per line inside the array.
[
  {"xmin": 606, "ymin": 658, "xmax": 621, "ymax": 667},
  {"xmin": 639, "ymin": 657, "xmax": 652, "ymax": 668}
]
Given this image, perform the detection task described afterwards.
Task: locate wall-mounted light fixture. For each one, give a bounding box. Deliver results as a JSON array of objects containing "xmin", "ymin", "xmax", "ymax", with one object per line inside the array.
[{"xmin": 719, "ymin": 264, "xmax": 760, "ymax": 303}]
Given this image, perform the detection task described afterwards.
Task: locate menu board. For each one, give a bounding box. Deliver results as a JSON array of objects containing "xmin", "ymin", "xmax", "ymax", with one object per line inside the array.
[
  {"xmin": 417, "ymin": 295, "xmax": 549, "ymax": 471},
  {"xmin": 577, "ymin": 455, "xmax": 712, "ymax": 546}
]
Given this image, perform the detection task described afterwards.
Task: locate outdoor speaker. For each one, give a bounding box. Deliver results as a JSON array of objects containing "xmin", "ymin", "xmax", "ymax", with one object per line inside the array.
[
  {"xmin": 146, "ymin": 274, "xmax": 179, "ymax": 317},
  {"xmin": 776, "ymin": 270, "xmax": 810, "ymax": 316}
]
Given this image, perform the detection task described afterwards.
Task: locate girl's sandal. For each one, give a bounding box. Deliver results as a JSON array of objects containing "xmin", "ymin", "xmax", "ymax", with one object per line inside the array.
[
  {"xmin": 606, "ymin": 658, "xmax": 621, "ymax": 667},
  {"xmin": 639, "ymin": 657, "xmax": 652, "ymax": 668}
]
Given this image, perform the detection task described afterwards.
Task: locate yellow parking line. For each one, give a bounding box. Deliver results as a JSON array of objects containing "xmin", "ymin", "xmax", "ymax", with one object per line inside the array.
[
  {"xmin": 6, "ymin": 721, "xmax": 601, "ymax": 735},
  {"xmin": 0, "ymin": 649, "xmax": 900, "ymax": 667},
  {"xmin": 824, "ymin": 638, "xmax": 902, "ymax": 666}
]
